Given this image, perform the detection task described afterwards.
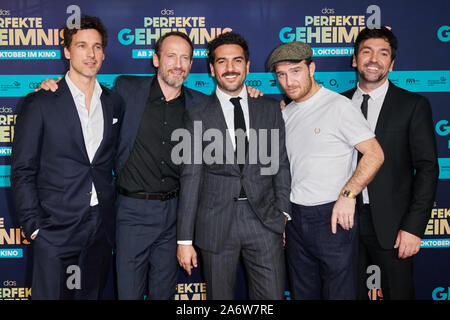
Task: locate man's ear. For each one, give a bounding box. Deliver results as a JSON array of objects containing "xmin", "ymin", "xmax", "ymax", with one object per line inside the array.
[
  {"xmin": 153, "ymin": 53, "xmax": 160, "ymax": 68},
  {"xmin": 64, "ymin": 46, "xmax": 70, "ymax": 60},
  {"xmin": 308, "ymin": 61, "xmax": 316, "ymax": 78},
  {"xmin": 388, "ymin": 59, "xmax": 395, "ymax": 72},
  {"xmin": 352, "ymin": 55, "xmax": 357, "ymax": 68},
  {"xmin": 209, "ymin": 63, "xmax": 215, "ymax": 77}
]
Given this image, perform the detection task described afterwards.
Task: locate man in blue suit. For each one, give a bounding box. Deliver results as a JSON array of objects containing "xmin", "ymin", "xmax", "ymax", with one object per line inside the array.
[
  {"xmin": 113, "ymin": 31, "xmax": 207, "ymax": 300},
  {"xmin": 10, "ymin": 16, "xmax": 124, "ymax": 299}
]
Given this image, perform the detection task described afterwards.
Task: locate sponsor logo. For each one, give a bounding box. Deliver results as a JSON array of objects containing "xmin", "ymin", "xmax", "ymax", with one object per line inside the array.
[
  {"xmin": 195, "ymin": 80, "xmax": 210, "ymax": 88},
  {"xmin": 245, "ymin": 80, "xmax": 262, "ymax": 87}
]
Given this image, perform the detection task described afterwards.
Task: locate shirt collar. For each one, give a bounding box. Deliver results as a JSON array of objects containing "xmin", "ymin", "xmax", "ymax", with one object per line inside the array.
[
  {"xmin": 215, "ymin": 84, "xmax": 247, "ymax": 105},
  {"xmin": 65, "ymin": 71, "xmax": 102, "ymax": 101},
  {"xmin": 149, "ymin": 77, "xmax": 185, "ymax": 103},
  {"xmin": 356, "ymin": 78, "xmax": 389, "ymax": 101}
]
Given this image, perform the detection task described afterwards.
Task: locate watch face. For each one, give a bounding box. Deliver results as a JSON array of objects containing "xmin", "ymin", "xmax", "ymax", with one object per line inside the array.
[{"xmin": 343, "ymin": 190, "xmax": 350, "ymax": 196}]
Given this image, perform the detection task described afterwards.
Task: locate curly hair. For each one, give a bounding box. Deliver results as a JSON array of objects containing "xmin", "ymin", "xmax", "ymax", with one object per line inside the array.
[{"xmin": 207, "ymin": 32, "xmax": 249, "ymax": 65}]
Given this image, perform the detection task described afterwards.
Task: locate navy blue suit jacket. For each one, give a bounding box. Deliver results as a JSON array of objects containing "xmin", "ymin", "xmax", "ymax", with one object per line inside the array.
[
  {"xmin": 11, "ymin": 78, "xmax": 124, "ymax": 247},
  {"xmin": 113, "ymin": 75, "xmax": 207, "ymax": 176}
]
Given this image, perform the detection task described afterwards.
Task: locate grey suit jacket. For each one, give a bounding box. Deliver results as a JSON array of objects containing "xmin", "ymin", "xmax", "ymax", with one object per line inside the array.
[{"xmin": 177, "ymin": 93, "xmax": 291, "ymax": 253}]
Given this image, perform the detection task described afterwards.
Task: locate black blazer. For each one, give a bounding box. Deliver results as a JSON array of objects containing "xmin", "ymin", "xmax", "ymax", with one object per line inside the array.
[
  {"xmin": 113, "ymin": 75, "xmax": 207, "ymax": 176},
  {"xmin": 342, "ymin": 81, "xmax": 439, "ymax": 249},
  {"xmin": 11, "ymin": 78, "xmax": 124, "ymax": 247},
  {"xmin": 177, "ymin": 94, "xmax": 291, "ymax": 253}
]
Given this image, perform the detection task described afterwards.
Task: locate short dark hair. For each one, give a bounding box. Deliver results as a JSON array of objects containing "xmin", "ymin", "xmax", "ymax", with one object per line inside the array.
[
  {"xmin": 154, "ymin": 31, "xmax": 194, "ymax": 59},
  {"xmin": 63, "ymin": 15, "xmax": 108, "ymax": 49},
  {"xmin": 207, "ymin": 32, "xmax": 249, "ymax": 65},
  {"xmin": 353, "ymin": 26, "xmax": 398, "ymax": 60}
]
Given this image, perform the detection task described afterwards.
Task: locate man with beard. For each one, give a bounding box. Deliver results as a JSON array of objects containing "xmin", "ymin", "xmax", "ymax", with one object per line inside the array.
[
  {"xmin": 112, "ymin": 31, "xmax": 205, "ymax": 300},
  {"xmin": 342, "ymin": 27, "xmax": 439, "ymax": 299},
  {"xmin": 39, "ymin": 31, "xmax": 262, "ymax": 300},
  {"xmin": 176, "ymin": 32, "xmax": 291, "ymax": 300},
  {"xmin": 267, "ymin": 41, "xmax": 384, "ymax": 299}
]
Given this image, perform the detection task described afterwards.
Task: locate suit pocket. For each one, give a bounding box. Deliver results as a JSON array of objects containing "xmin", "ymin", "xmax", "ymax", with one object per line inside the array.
[{"xmin": 37, "ymin": 187, "xmax": 63, "ymax": 204}]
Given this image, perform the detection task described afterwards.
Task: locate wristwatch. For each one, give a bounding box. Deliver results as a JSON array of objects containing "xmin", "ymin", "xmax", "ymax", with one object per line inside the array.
[{"xmin": 341, "ymin": 189, "xmax": 357, "ymax": 199}]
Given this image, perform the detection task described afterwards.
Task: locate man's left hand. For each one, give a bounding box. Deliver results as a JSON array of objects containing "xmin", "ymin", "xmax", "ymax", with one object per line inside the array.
[
  {"xmin": 331, "ymin": 195, "xmax": 356, "ymax": 234},
  {"xmin": 394, "ymin": 230, "xmax": 421, "ymax": 259},
  {"xmin": 246, "ymin": 85, "xmax": 263, "ymax": 98}
]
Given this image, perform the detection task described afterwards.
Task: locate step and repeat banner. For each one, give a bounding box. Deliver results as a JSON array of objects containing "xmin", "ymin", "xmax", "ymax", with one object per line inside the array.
[{"xmin": 0, "ymin": 0, "xmax": 449, "ymax": 300}]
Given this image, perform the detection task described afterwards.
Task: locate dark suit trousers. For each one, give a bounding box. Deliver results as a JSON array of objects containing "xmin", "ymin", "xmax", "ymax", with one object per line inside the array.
[
  {"xmin": 285, "ymin": 202, "xmax": 358, "ymax": 300},
  {"xmin": 31, "ymin": 206, "xmax": 112, "ymax": 300},
  {"xmin": 115, "ymin": 194, "xmax": 178, "ymax": 300},
  {"xmin": 358, "ymin": 205, "xmax": 415, "ymax": 300},
  {"xmin": 200, "ymin": 200, "xmax": 285, "ymax": 300}
]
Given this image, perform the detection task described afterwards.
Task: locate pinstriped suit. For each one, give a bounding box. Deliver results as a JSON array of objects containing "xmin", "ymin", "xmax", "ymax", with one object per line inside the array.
[{"xmin": 177, "ymin": 93, "xmax": 291, "ymax": 299}]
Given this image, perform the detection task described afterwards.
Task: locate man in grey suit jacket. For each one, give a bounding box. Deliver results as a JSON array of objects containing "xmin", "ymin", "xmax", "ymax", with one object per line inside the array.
[{"xmin": 176, "ymin": 32, "xmax": 291, "ymax": 300}]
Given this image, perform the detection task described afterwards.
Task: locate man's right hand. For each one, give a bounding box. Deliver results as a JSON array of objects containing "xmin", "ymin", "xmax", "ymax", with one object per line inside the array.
[
  {"xmin": 177, "ymin": 244, "xmax": 198, "ymax": 276},
  {"xmin": 35, "ymin": 77, "xmax": 62, "ymax": 92}
]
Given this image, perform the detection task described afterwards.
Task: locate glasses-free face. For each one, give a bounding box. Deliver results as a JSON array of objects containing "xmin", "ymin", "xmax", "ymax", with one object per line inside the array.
[
  {"xmin": 352, "ymin": 37, "xmax": 395, "ymax": 87},
  {"xmin": 210, "ymin": 44, "xmax": 250, "ymax": 96},
  {"xmin": 275, "ymin": 60, "xmax": 316, "ymax": 103},
  {"xmin": 153, "ymin": 35, "xmax": 193, "ymax": 88}
]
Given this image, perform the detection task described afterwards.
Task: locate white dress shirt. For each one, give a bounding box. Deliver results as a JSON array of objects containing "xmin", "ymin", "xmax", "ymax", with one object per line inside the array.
[
  {"xmin": 350, "ymin": 79, "xmax": 389, "ymax": 203},
  {"xmin": 65, "ymin": 71, "xmax": 104, "ymax": 207},
  {"xmin": 215, "ymin": 85, "xmax": 250, "ymax": 150}
]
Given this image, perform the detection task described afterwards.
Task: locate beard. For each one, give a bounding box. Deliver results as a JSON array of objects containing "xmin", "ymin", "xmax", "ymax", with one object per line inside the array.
[
  {"xmin": 284, "ymin": 76, "xmax": 313, "ymax": 102},
  {"xmin": 359, "ymin": 63, "xmax": 388, "ymax": 84},
  {"xmin": 216, "ymin": 72, "xmax": 245, "ymax": 93},
  {"xmin": 159, "ymin": 67, "xmax": 188, "ymax": 88}
]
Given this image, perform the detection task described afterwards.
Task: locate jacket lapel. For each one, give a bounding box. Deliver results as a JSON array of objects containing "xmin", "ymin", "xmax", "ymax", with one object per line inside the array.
[
  {"xmin": 55, "ymin": 78, "xmax": 90, "ymax": 162},
  {"xmin": 245, "ymin": 96, "xmax": 259, "ymax": 171},
  {"xmin": 128, "ymin": 77, "xmax": 152, "ymax": 147},
  {"xmin": 92, "ymin": 86, "xmax": 112, "ymax": 164},
  {"xmin": 374, "ymin": 81, "xmax": 395, "ymax": 135},
  {"xmin": 207, "ymin": 94, "xmax": 240, "ymax": 174}
]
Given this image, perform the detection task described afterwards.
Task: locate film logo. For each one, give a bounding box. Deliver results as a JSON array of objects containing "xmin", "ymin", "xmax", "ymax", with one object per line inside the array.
[
  {"xmin": 432, "ymin": 287, "xmax": 450, "ymax": 300},
  {"xmin": 424, "ymin": 208, "xmax": 450, "ymax": 236},
  {"xmin": 437, "ymin": 25, "xmax": 450, "ymax": 42},
  {"xmin": 1, "ymin": 281, "xmax": 31, "ymax": 300},
  {"xmin": 0, "ymin": 217, "xmax": 31, "ymax": 247},
  {"xmin": 0, "ymin": 107, "xmax": 15, "ymax": 143},
  {"xmin": 175, "ymin": 282, "xmax": 206, "ymax": 300}
]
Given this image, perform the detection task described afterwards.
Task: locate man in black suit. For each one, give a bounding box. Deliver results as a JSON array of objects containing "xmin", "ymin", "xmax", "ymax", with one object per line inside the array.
[
  {"xmin": 176, "ymin": 32, "xmax": 291, "ymax": 300},
  {"xmin": 11, "ymin": 16, "xmax": 123, "ymax": 299},
  {"xmin": 342, "ymin": 27, "xmax": 439, "ymax": 299}
]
